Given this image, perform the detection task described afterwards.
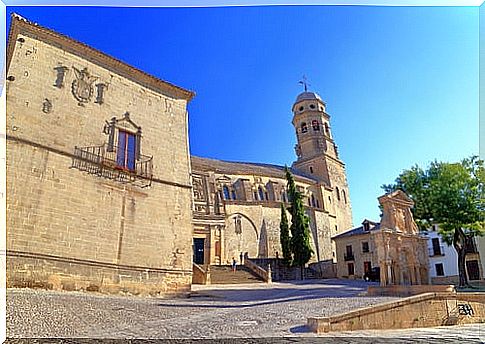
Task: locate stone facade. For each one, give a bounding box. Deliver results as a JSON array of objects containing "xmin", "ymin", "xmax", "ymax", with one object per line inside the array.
[
  {"xmin": 6, "ymin": 14, "xmax": 354, "ymax": 294},
  {"xmin": 190, "ymin": 92, "xmax": 353, "ymax": 268},
  {"xmin": 6, "ymin": 15, "xmax": 195, "ymax": 296},
  {"xmin": 334, "ymin": 191, "xmax": 430, "ymax": 286}
]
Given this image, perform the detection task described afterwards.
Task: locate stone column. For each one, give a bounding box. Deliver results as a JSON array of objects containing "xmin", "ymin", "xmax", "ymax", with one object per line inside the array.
[{"xmin": 219, "ymin": 225, "xmax": 225, "ymax": 265}]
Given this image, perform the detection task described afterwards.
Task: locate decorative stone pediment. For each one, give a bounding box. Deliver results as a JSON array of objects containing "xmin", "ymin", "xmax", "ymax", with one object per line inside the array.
[
  {"xmin": 105, "ymin": 112, "xmax": 141, "ymax": 134},
  {"xmin": 379, "ymin": 190, "xmax": 418, "ymax": 235},
  {"xmin": 216, "ymin": 175, "xmax": 232, "ymax": 183}
]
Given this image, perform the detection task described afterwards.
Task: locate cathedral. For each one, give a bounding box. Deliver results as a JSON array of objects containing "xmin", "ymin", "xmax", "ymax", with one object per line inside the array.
[
  {"xmin": 5, "ymin": 14, "xmax": 352, "ymax": 295},
  {"xmin": 191, "ymin": 90, "xmax": 353, "ymax": 267}
]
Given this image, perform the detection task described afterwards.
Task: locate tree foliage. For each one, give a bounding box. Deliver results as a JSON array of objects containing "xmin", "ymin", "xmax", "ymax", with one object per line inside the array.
[
  {"xmin": 383, "ymin": 156, "xmax": 485, "ymax": 286},
  {"xmin": 279, "ymin": 203, "xmax": 292, "ymax": 267},
  {"xmin": 285, "ymin": 167, "xmax": 313, "ymax": 278}
]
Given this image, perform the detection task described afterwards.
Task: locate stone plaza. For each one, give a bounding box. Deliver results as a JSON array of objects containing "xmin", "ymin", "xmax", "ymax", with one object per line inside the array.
[{"xmin": 6, "ymin": 280, "xmax": 484, "ymax": 342}]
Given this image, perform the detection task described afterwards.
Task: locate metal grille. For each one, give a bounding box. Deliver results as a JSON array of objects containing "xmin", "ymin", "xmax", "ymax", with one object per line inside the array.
[{"xmin": 72, "ymin": 143, "xmax": 153, "ymax": 187}]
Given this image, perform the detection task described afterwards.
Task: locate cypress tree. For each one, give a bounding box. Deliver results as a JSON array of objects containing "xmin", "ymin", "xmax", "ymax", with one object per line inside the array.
[
  {"xmin": 279, "ymin": 203, "xmax": 292, "ymax": 267},
  {"xmin": 285, "ymin": 167, "xmax": 313, "ymax": 279}
]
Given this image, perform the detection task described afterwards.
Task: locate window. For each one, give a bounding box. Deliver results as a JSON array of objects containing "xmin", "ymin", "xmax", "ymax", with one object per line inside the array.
[
  {"xmin": 310, "ymin": 104, "xmax": 316, "ymax": 109},
  {"xmin": 336, "ymin": 187, "xmax": 340, "ymax": 201},
  {"xmin": 223, "ymin": 186, "xmax": 230, "ymax": 200},
  {"xmin": 309, "ymin": 166, "xmax": 314, "ymax": 174},
  {"xmin": 253, "ymin": 191, "xmax": 258, "ymax": 201},
  {"xmin": 265, "ymin": 191, "xmax": 269, "ymax": 201},
  {"xmin": 335, "ymin": 225, "xmax": 338, "ymax": 232},
  {"xmin": 308, "ymin": 198, "xmax": 311, "ymax": 206},
  {"xmin": 342, "ymin": 190, "xmax": 347, "ymax": 204},
  {"xmin": 324, "ymin": 123, "xmax": 330, "ymax": 135},
  {"xmin": 301, "ymin": 122, "xmax": 308, "ymax": 133},
  {"xmin": 312, "ymin": 120, "xmax": 320, "ymax": 131},
  {"xmin": 299, "ymin": 106, "xmax": 304, "ymax": 111},
  {"xmin": 281, "ymin": 191, "xmax": 287, "ymax": 203},
  {"xmin": 311, "ymin": 194, "xmax": 316, "ymax": 207},
  {"xmin": 231, "ymin": 190, "xmax": 237, "ymax": 200},
  {"xmin": 116, "ymin": 130, "xmax": 136, "ymax": 171},
  {"xmin": 316, "ymin": 199, "xmax": 320, "ymax": 208},
  {"xmin": 348, "ymin": 263, "xmax": 354, "ymax": 275},
  {"xmin": 362, "ymin": 242, "xmax": 369, "ymax": 253},
  {"xmin": 364, "ymin": 261, "xmax": 372, "ymax": 274},
  {"xmin": 345, "ymin": 245, "xmax": 353, "ymax": 261},
  {"xmin": 258, "ymin": 187, "xmax": 265, "ymax": 201},
  {"xmin": 432, "ymin": 238, "xmax": 442, "ymax": 256},
  {"xmin": 435, "ymin": 263, "xmax": 444, "ymax": 276}
]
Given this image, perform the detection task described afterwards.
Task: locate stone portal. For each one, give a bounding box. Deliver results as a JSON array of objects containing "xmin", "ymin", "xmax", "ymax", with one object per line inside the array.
[{"xmin": 372, "ymin": 190, "xmax": 429, "ymax": 286}]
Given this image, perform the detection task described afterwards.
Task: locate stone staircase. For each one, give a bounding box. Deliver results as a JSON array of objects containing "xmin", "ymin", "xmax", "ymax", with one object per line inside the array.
[{"xmin": 209, "ymin": 265, "xmax": 264, "ymax": 284}]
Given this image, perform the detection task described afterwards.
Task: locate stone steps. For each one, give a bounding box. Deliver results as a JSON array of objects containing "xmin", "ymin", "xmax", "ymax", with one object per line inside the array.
[{"xmin": 210, "ymin": 265, "xmax": 264, "ymax": 284}]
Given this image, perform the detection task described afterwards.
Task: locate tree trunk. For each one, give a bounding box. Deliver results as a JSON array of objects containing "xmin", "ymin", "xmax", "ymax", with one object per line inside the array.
[{"xmin": 453, "ymin": 227, "xmax": 470, "ymax": 288}]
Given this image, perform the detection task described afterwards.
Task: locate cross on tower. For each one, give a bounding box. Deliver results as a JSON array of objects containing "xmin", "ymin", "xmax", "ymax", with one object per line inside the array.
[{"xmin": 299, "ymin": 75, "xmax": 310, "ymax": 92}]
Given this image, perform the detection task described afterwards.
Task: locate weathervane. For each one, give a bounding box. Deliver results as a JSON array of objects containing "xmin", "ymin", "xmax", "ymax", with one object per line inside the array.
[{"xmin": 299, "ymin": 75, "xmax": 310, "ymax": 92}]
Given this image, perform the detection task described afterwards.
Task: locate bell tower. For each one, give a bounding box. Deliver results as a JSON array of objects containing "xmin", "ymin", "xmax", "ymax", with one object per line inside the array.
[{"xmin": 291, "ymin": 87, "xmax": 353, "ymax": 231}]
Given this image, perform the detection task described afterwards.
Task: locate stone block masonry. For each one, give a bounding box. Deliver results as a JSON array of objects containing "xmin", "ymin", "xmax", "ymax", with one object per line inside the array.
[{"xmin": 6, "ymin": 14, "xmax": 195, "ymax": 296}]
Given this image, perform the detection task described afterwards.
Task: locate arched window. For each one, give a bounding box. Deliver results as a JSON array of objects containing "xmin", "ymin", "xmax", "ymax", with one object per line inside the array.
[
  {"xmin": 336, "ymin": 187, "xmax": 341, "ymax": 201},
  {"xmin": 309, "ymin": 166, "xmax": 314, "ymax": 174},
  {"xmin": 301, "ymin": 122, "xmax": 308, "ymax": 133},
  {"xmin": 312, "ymin": 120, "xmax": 320, "ymax": 131},
  {"xmin": 311, "ymin": 194, "xmax": 316, "ymax": 207},
  {"xmin": 324, "ymin": 123, "xmax": 330, "ymax": 136},
  {"xmin": 231, "ymin": 190, "xmax": 237, "ymax": 200},
  {"xmin": 258, "ymin": 187, "xmax": 265, "ymax": 201},
  {"xmin": 342, "ymin": 190, "xmax": 347, "ymax": 204},
  {"xmin": 223, "ymin": 185, "xmax": 230, "ymax": 200}
]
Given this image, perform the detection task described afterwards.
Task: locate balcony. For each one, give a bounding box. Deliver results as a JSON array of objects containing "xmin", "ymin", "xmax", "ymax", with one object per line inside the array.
[
  {"xmin": 344, "ymin": 253, "xmax": 354, "ymax": 261},
  {"xmin": 72, "ymin": 143, "xmax": 153, "ymax": 187},
  {"xmin": 428, "ymin": 246, "xmax": 445, "ymax": 257}
]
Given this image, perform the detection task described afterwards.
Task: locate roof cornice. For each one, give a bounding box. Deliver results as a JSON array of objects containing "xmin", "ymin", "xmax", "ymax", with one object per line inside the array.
[{"xmin": 6, "ymin": 13, "xmax": 195, "ymax": 102}]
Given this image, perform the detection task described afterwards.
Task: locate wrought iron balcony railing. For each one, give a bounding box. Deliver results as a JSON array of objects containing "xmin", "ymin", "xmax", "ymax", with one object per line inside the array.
[
  {"xmin": 344, "ymin": 253, "xmax": 354, "ymax": 261},
  {"xmin": 429, "ymin": 246, "xmax": 445, "ymax": 257},
  {"xmin": 72, "ymin": 143, "xmax": 153, "ymax": 187}
]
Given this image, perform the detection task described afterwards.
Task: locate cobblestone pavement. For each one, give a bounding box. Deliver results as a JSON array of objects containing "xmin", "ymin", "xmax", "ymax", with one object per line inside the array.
[{"xmin": 6, "ymin": 279, "xmax": 485, "ymax": 343}]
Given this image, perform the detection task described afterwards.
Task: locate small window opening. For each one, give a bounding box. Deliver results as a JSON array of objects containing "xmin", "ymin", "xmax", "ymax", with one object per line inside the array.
[{"xmin": 301, "ymin": 122, "xmax": 308, "ymax": 133}]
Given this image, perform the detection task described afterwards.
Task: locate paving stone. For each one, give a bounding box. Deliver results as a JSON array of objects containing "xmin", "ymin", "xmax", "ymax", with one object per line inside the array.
[{"xmin": 6, "ymin": 280, "xmax": 484, "ymax": 341}]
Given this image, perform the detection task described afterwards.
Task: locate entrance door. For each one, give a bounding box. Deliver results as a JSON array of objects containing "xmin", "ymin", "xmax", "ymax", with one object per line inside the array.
[
  {"xmin": 193, "ymin": 238, "xmax": 205, "ymax": 265},
  {"xmin": 466, "ymin": 260, "xmax": 480, "ymax": 280}
]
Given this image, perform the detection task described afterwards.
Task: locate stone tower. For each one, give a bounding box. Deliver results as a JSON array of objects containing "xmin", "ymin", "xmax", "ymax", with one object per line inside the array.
[{"xmin": 291, "ymin": 91, "xmax": 353, "ymax": 231}]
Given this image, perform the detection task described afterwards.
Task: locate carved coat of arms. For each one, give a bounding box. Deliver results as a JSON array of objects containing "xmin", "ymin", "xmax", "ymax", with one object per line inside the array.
[{"xmin": 72, "ymin": 67, "xmax": 98, "ymax": 103}]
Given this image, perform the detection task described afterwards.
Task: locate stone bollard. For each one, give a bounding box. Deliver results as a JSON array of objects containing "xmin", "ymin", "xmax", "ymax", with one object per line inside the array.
[
  {"xmin": 267, "ymin": 264, "xmax": 272, "ymax": 284},
  {"xmin": 205, "ymin": 265, "xmax": 211, "ymax": 285}
]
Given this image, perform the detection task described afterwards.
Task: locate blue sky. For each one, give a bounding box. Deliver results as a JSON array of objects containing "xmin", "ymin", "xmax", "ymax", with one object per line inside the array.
[{"xmin": 5, "ymin": 5, "xmax": 479, "ymax": 226}]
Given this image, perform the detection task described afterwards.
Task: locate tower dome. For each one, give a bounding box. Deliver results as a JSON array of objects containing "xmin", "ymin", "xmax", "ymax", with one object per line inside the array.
[{"xmin": 295, "ymin": 91, "xmax": 323, "ymax": 103}]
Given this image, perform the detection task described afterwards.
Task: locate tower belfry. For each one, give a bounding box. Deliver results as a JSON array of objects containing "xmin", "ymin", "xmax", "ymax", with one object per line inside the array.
[{"xmin": 291, "ymin": 87, "xmax": 352, "ymax": 230}]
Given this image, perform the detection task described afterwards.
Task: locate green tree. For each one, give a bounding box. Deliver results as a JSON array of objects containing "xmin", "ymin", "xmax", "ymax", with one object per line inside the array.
[
  {"xmin": 285, "ymin": 167, "xmax": 313, "ymax": 279},
  {"xmin": 279, "ymin": 203, "xmax": 292, "ymax": 267},
  {"xmin": 383, "ymin": 156, "xmax": 485, "ymax": 287}
]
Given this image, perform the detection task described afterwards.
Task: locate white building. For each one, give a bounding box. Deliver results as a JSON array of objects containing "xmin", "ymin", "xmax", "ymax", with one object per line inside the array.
[{"xmin": 425, "ymin": 225, "xmax": 483, "ymax": 284}]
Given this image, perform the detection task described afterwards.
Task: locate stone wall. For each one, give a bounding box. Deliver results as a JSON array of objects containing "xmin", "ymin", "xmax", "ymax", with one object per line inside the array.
[
  {"xmin": 6, "ymin": 17, "xmax": 194, "ymax": 296},
  {"xmin": 335, "ymin": 232, "xmax": 377, "ymax": 279},
  {"xmin": 308, "ymin": 292, "xmax": 485, "ymax": 333}
]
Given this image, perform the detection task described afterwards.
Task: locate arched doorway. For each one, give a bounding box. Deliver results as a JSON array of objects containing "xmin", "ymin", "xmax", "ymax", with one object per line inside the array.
[{"xmin": 225, "ymin": 213, "xmax": 259, "ymax": 264}]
